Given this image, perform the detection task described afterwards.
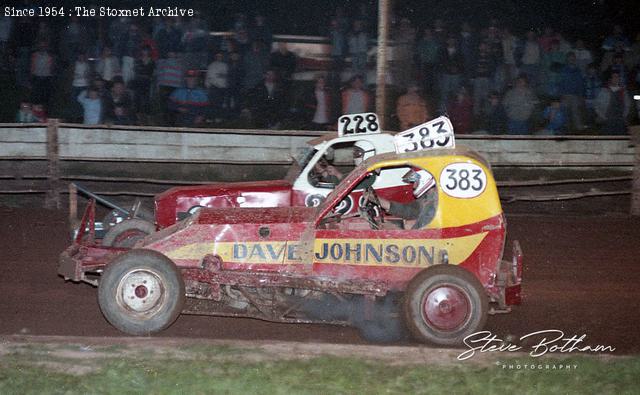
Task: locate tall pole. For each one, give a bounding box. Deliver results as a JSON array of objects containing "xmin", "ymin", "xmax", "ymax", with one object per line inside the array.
[{"xmin": 375, "ymin": 0, "xmax": 390, "ymax": 130}]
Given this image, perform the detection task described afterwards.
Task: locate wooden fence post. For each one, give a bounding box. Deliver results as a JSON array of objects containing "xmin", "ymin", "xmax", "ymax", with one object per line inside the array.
[
  {"xmin": 631, "ymin": 126, "xmax": 640, "ymax": 216},
  {"xmin": 45, "ymin": 119, "xmax": 60, "ymax": 209}
]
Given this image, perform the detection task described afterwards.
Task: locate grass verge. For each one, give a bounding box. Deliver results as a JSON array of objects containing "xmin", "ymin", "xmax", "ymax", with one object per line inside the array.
[{"xmin": 0, "ymin": 342, "xmax": 638, "ymax": 395}]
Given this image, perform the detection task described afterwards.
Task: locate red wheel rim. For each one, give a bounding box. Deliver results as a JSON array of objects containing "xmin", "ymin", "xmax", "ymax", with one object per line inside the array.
[{"xmin": 422, "ymin": 285, "xmax": 471, "ymax": 331}]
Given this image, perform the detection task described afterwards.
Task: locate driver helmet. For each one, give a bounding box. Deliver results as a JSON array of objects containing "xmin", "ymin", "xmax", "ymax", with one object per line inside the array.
[
  {"xmin": 402, "ymin": 169, "xmax": 435, "ymax": 198},
  {"xmin": 353, "ymin": 140, "xmax": 376, "ymax": 165}
]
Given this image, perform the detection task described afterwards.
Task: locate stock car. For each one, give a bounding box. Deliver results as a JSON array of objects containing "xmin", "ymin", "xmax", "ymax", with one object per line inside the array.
[
  {"xmin": 99, "ymin": 113, "xmax": 400, "ymax": 248},
  {"xmin": 59, "ymin": 141, "xmax": 522, "ymax": 346}
]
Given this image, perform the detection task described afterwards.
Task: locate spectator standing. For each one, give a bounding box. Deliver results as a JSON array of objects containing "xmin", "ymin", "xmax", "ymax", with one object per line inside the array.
[
  {"xmin": 69, "ymin": 52, "xmax": 91, "ymax": 122},
  {"xmin": 538, "ymin": 27, "xmax": 556, "ymax": 53},
  {"xmin": 583, "ymin": 64, "xmax": 602, "ymax": 127},
  {"xmin": 77, "ymin": 87, "xmax": 103, "ymax": 125},
  {"xmin": 439, "ymin": 36, "xmax": 464, "ymax": 105},
  {"xmin": 96, "ymin": 46, "xmax": 121, "ymax": 83},
  {"xmin": 573, "ymin": 39, "xmax": 593, "ymax": 74},
  {"xmin": 31, "ymin": 104, "xmax": 47, "ymax": 123},
  {"xmin": 482, "ymin": 92, "xmax": 507, "ymax": 134},
  {"xmin": 121, "ymin": 23, "xmax": 142, "ymax": 85},
  {"xmin": 602, "ymin": 25, "xmax": 630, "ymax": 53},
  {"xmin": 501, "ymin": 27, "xmax": 519, "ymax": 84},
  {"xmin": 104, "ymin": 78, "xmax": 134, "ymax": 125},
  {"xmin": 243, "ymin": 41, "xmax": 270, "ymax": 92},
  {"xmin": 605, "ymin": 55, "xmax": 629, "ymax": 88},
  {"xmin": 16, "ymin": 102, "xmax": 37, "ymax": 123},
  {"xmin": 248, "ymin": 70, "xmax": 285, "ymax": 129},
  {"xmin": 71, "ymin": 53, "xmax": 91, "ymax": 101},
  {"xmin": 416, "ymin": 28, "xmax": 441, "ymax": 95},
  {"xmin": 396, "ymin": 83, "xmax": 429, "ymax": 131},
  {"xmin": 60, "ymin": 15, "xmax": 86, "ymax": 65},
  {"xmin": 155, "ymin": 18, "xmax": 183, "ymax": 58},
  {"xmin": 169, "ymin": 70, "xmax": 209, "ymax": 127},
  {"xmin": 30, "ymin": 42, "xmax": 55, "ymax": 106},
  {"xmin": 394, "ymin": 18, "xmax": 417, "ymax": 89},
  {"xmin": 519, "ymin": 31, "xmax": 541, "ymax": 89},
  {"xmin": 541, "ymin": 40, "xmax": 565, "ymax": 96},
  {"xmin": 595, "ymin": 71, "xmax": 630, "ymax": 135},
  {"xmin": 108, "ymin": 17, "xmax": 130, "ymax": 58},
  {"xmin": 156, "ymin": 51, "xmax": 185, "ymax": 123},
  {"xmin": 306, "ymin": 75, "xmax": 333, "ymax": 129},
  {"xmin": 205, "ymin": 51, "xmax": 229, "ymax": 122},
  {"xmin": 131, "ymin": 47, "xmax": 155, "ymax": 122},
  {"xmin": 458, "ymin": 22, "xmax": 476, "ymax": 84},
  {"xmin": 341, "ymin": 75, "xmax": 371, "ymax": 115},
  {"xmin": 503, "ymin": 75, "xmax": 538, "ymax": 134},
  {"xmin": 558, "ymin": 52, "xmax": 585, "ymax": 131},
  {"xmin": 227, "ymin": 51, "xmax": 244, "ymax": 116},
  {"xmin": 328, "ymin": 18, "xmax": 347, "ymax": 78},
  {"xmin": 181, "ymin": 17, "xmax": 209, "ymax": 70},
  {"xmin": 250, "ymin": 15, "xmax": 273, "ymax": 49},
  {"xmin": 270, "ymin": 42, "xmax": 297, "ymax": 109},
  {"xmin": 347, "ymin": 20, "xmax": 369, "ymax": 77},
  {"xmin": 472, "ymin": 41, "xmax": 494, "ymax": 116},
  {"xmin": 447, "ymin": 86, "xmax": 473, "ymax": 134},
  {"xmin": 541, "ymin": 98, "xmax": 568, "ymax": 134},
  {"xmin": 14, "ymin": 17, "xmax": 37, "ymax": 88},
  {"xmin": 485, "ymin": 24, "xmax": 504, "ymax": 91}
]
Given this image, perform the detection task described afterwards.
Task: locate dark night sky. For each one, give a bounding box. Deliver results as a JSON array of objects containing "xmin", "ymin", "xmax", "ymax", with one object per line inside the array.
[{"xmin": 27, "ymin": 0, "xmax": 640, "ymax": 42}]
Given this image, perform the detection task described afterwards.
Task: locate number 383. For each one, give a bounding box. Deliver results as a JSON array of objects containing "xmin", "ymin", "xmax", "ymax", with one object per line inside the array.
[{"xmin": 440, "ymin": 163, "xmax": 487, "ymax": 198}]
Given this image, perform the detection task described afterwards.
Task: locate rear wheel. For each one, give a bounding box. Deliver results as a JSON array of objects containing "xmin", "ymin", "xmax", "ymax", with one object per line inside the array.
[
  {"xmin": 102, "ymin": 219, "xmax": 155, "ymax": 248},
  {"xmin": 404, "ymin": 265, "xmax": 488, "ymax": 346},
  {"xmin": 98, "ymin": 249, "xmax": 185, "ymax": 335}
]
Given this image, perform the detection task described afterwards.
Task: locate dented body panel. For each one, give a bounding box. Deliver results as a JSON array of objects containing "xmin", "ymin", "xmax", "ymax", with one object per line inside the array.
[{"xmin": 59, "ymin": 146, "xmax": 522, "ymax": 331}]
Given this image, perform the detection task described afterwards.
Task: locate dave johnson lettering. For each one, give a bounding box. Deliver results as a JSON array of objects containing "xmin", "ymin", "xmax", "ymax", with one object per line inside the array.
[{"xmin": 457, "ymin": 330, "xmax": 616, "ymax": 361}]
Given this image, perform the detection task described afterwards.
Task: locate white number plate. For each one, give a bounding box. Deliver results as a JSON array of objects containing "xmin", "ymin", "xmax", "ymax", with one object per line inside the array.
[
  {"xmin": 394, "ymin": 116, "xmax": 455, "ymax": 153},
  {"xmin": 440, "ymin": 163, "xmax": 487, "ymax": 198},
  {"xmin": 338, "ymin": 113, "xmax": 381, "ymax": 136}
]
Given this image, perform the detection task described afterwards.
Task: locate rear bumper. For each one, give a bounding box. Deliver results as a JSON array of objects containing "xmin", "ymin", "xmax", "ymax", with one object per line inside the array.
[
  {"xmin": 58, "ymin": 243, "xmax": 126, "ymax": 286},
  {"xmin": 58, "ymin": 244, "xmax": 82, "ymax": 282}
]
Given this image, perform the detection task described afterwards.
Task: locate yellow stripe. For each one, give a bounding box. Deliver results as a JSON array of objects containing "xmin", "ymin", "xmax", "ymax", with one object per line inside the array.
[{"xmin": 165, "ymin": 232, "xmax": 487, "ymax": 268}]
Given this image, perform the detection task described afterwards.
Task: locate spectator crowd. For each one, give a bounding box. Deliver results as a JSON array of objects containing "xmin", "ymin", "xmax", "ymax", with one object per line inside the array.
[{"xmin": 1, "ymin": 6, "xmax": 640, "ymax": 135}]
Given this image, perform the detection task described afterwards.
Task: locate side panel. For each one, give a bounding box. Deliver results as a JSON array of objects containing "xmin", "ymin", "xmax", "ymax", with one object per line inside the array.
[{"xmin": 312, "ymin": 215, "xmax": 505, "ymax": 290}]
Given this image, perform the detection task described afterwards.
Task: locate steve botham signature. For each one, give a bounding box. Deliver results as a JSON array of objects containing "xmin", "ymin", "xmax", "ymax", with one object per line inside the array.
[{"xmin": 457, "ymin": 330, "xmax": 616, "ymax": 361}]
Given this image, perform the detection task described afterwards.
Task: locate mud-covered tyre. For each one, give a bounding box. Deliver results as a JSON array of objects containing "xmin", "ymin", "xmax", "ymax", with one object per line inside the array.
[
  {"xmin": 103, "ymin": 206, "xmax": 154, "ymax": 232},
  {"xmin": 102, "ymin": 219, "xmax": 155, "ymax": 248},
  {"xmin": 98, "ymin": 249, "xmax": 185, "ymax": 335},
  {"xmin": 404, "ymin": 265, "xmax": 488, "ymax": 346}
]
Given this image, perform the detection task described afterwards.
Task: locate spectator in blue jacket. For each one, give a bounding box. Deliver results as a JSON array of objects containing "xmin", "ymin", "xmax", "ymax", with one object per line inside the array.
[
  {"xmin": 541, "ymin": 97, "xmax": 568, "ymax": 135},
  {"xmin": 169, "ymin": 70, "xmax": 209, "ymax": 127},
  {"xmin": 558, "ymin": 52, "xmax": 585, "ymax": 131}
]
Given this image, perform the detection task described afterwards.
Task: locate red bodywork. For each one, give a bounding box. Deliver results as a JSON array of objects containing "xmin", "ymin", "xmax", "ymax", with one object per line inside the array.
[
  {"xmin": 155, "ymin": 180, "xmax": 294, "ymax": 229},
  {"xmin": 60, "ymin": 154, "xmax": 522, "ymax": 320}
]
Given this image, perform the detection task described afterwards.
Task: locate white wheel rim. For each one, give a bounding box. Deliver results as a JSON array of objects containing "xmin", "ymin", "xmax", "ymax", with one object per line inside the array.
[{"xmin": 116, "ymin": 269, "xmax": 165, "ymax": 315}]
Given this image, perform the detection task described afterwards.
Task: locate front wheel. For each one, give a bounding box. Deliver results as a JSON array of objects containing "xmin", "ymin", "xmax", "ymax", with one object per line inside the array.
[
  {"xmin": 98, "ymin": 249, "xmax": 185, "ymax": 335},
  {"xmin": 403, "ymin": 265, "xmax": 488, "ymax": 346}
]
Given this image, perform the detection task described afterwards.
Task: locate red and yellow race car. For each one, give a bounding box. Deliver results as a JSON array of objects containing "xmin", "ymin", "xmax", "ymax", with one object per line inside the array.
[{"xmin": 59, "ymin": 145, "xmax": 521, "ymax": 345}]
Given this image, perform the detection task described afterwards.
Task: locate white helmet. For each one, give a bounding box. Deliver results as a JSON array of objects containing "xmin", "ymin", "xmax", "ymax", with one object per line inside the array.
[
  {"xmin": 402, "ymin": 169, "xmax": 435, "ymax": 198},
  {"xmin": 353, "ymin": 140, "xmax": 376, "ymax": 165}
]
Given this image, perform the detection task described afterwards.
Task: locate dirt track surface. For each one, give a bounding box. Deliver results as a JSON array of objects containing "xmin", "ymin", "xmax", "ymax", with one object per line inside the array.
[{"xmin": 1, "ymin": 207, "xmax": 639, "ymax": 354}]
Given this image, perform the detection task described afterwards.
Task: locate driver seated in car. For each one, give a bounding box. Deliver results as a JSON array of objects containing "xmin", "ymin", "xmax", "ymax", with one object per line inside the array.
[
  {"xmin": 375, "ymin": 169, "xmax": 437, "ymax": 229},
  {"xmin": 311, "ymin": 157, "xmax": 343, "ymax": 184}
]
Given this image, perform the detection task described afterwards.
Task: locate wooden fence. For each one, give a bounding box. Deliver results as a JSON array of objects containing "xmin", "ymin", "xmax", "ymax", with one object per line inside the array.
[{"xmin": 0, "ymin": 120, "xmax": 637, "ymax": 214}]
